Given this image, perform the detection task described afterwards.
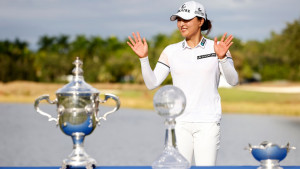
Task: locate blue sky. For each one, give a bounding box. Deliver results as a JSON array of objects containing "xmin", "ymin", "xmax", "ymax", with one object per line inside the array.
[{"xmin": 0, "ymin": 0, "xmax": 299, "ymax": 49}]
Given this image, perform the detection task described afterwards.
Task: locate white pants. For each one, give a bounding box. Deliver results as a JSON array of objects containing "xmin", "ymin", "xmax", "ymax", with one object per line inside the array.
[{"xmin": 175, "ymin": 121, "xmax": 220, "ymax": 166}]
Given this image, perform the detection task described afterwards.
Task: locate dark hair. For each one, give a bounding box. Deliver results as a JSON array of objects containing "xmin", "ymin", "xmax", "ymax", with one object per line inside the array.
[{"xmin": 197, "ymin": 17, "xmax": 212, "ymax": 35}]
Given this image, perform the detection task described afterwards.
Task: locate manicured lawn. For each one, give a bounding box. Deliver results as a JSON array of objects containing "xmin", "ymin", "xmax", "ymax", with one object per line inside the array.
[{"xmin": 0, "ymin": 81, "xmax": 299, "ymax": 116}]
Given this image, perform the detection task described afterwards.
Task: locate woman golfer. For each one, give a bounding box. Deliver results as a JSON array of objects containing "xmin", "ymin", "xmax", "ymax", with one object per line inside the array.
[{"xmin": 127, "ymin": 1, "xmax": 238, "ymax": 166}]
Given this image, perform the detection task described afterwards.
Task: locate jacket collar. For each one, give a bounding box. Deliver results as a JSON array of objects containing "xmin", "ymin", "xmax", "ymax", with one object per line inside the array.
[{"xmin": 182, "ymin": 36, "xmax": 207, "ymax": 50}]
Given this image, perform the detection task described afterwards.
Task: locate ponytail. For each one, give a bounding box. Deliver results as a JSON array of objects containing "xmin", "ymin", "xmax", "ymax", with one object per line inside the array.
[{"xmin": 198, "ymin": 17, "xmax": 212, "ymax": 35}]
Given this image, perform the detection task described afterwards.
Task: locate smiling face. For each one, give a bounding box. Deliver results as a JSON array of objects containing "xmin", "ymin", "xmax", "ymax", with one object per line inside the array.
[{"xmin": 177, "ymin": 17, "xmax": 204, "ymax": 40}]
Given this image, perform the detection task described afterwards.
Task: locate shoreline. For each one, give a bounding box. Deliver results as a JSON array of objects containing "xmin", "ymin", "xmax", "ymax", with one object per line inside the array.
[{"xmin": 1, "ymin": 81, "xmax": 300, "ymax": 116}]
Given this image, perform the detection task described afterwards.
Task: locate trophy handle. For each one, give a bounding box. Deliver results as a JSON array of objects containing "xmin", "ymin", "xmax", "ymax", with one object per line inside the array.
[
  {"xmin": 245, "ymin": 144, "xmax": 253, "ymax": 152},
  {"xmin": 286, "ymin": 142, "xmax": 296, "ymax": 152},
  {"xmin": 97, "ymin": 93, "xmax": 120, "ymax": 125},
  {"xmin": 34, "ymin": 94, "xmax": 58, "ymax": 124}
]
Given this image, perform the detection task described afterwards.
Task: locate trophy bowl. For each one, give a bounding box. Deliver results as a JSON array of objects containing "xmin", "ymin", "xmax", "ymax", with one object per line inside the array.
[
  {"xmin": 34, "ymin": 57, "xmax": 120, "ymax": 169},
  {"xmin": 153, "ymin": 85, "xmax": 186, "ymax": 119},
  {"xmin": 246, "ymin": 141, "xmax": 296, "ymax": 169},
  {"xmin": 152, "ymin": 85, "xmax": 190, "ymax": 169}
]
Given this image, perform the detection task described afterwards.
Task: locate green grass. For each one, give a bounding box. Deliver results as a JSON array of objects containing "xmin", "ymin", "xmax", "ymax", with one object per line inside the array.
[
  {"xmin": 218, "ymin": 88, "xmax": 300, "ymax": 116},
  {"xmin": 0, "ymin": 81, "xmax": 299, "ymax": 116},
  {"xmin": 219, "ymin": 88, "xmax": 300, "ymax": 103},
  {"xmin": 114, "ymin": 87, "xmax": 300, "ymax": 116}
]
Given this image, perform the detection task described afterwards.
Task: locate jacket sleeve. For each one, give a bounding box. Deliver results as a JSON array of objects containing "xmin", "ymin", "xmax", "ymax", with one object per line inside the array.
[
  {"xmin": 218, "ymin": 51, "xmax": 239, "ymax": 86},
  {"xmin": 139, "ymin": 57, "xmax": 170, "ymax": 90}
]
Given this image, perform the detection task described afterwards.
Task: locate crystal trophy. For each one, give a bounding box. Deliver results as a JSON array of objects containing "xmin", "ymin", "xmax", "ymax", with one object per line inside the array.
[{"xmin": 152, "ymin": 85, "xmax": 190, "ymax": 169}]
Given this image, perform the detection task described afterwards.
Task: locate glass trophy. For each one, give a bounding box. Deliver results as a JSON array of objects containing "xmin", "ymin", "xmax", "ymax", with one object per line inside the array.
[{"xmin": 152, "ymin": 85, "xmax": 190, "ymax": 169}]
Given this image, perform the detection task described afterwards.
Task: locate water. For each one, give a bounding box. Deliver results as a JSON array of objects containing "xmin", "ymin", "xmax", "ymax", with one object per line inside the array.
[{"xmin": 0, "ymin": 103, "xmax": 299, "ymax": 166}]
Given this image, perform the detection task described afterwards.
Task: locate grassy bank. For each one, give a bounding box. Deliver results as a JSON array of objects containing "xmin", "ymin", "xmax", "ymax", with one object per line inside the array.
[
  {"xmin": 219, "ymin": 88, "xmax": 300, "ymax": 116},
  {"xmin": 0, "ymin": 81, "xmax": 299, "ymax": 116}
]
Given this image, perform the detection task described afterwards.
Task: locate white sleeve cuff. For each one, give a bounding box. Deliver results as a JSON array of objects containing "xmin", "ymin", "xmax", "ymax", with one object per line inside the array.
[
  {"xmin": 218, "ymin": 56, "xmax": 228, "ymax": 63},
  {"xmin": 139, "ymin": 56, "xmax": 149, "ymax": 63}
]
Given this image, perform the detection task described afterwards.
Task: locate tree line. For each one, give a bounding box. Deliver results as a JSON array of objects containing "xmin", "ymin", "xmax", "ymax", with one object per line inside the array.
[{"xmin": 0, "ymin": 18, "xmax": 299, "ymax": 83}]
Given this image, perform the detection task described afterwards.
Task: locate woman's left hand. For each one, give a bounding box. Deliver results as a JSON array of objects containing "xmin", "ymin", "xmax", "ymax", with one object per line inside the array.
[{"xmin": 214, "ymin": 33, "xmax": 234, "ymax": 59}]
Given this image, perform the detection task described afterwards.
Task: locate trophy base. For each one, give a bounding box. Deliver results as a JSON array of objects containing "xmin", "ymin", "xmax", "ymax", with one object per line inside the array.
[
  {"xmin": 258, "ymin": 160, "xmax": 282, "ymax": 169},
  {"xmin": 61, "ymin": 157, "xmax": 96, "ymax": 169},
  {"xmin": 60, "ymin": 146, "xmax": 96, "ymax": 169},
  {"xmin": 152, "ymin": 147, "xmax": 190, "ymax": 169}
]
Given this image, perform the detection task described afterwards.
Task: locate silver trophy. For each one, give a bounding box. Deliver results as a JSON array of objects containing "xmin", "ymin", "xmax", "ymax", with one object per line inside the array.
[
  {"xmin": 34, "ymin": 57, "xmax": 120, "ymax": 169},
  {"xmin": 152, "ymin": 85, "xmax": 190, "ymax": 169},
  {"xmin": 246, "ymin": 141, "xmax": 296, "ymax": 169}
]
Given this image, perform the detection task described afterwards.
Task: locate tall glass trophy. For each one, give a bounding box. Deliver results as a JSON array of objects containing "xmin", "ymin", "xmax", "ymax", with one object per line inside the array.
[{"xmin": 152, "ymin": 85, "xmax": 190, "ymax": 169}]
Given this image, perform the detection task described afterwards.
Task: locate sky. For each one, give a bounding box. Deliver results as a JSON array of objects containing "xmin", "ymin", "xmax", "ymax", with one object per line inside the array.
[{"xmin": 0, "ymin": 0, "xmax": 299, "ymax": 49}]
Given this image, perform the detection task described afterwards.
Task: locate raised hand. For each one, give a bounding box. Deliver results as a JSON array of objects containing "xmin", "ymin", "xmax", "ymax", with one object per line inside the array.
[
  {"xmin": 127, "ymin": 32, "xmax": 148, "ymax": 58},
  {"xmin": 214, "ymin": 33, "xmax": 234, "ymax": 59}
]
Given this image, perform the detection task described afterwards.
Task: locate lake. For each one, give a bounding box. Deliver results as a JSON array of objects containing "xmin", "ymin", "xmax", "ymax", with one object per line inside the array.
[{"xmin": 0, "ymin": 103, "xmax": 299, "ymax": 166}]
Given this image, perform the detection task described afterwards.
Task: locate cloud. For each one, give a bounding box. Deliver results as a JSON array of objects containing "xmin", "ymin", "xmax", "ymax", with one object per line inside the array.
[{"xmin": 0, "ymin": 0, "xmax": 299, "ymax": 49}]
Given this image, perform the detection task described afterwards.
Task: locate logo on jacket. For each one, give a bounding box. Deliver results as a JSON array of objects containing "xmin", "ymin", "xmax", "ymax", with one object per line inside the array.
[
  {"xmin": 197, "ymin": 53, "xmax": 216, "ymax": 59},
  {"xmin": 200, "ymin": 38, "xmax": 206, "ymax": 46}
]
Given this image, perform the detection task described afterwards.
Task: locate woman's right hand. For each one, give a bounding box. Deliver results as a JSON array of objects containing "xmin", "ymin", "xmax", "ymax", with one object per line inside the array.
[{"xmin": 127, "ymin": 32, "xmax": 148, "ymax": 58}]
